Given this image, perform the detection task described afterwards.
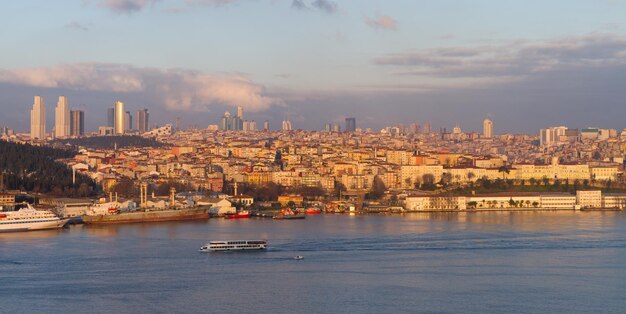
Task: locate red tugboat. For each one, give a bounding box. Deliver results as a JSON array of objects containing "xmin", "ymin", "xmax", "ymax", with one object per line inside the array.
[
  {"xmin": 305, "ymin": 208, "xmax": 321, "ymax": 215},
  {"xmin": 226, "ymin": 210, "xmax": 251, "ymax": 219}
]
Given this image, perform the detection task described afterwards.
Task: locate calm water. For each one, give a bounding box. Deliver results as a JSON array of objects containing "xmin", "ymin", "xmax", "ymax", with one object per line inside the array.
[{"xmin": 1, "ymin": 212, "xmax": 626, "ymax": 313}]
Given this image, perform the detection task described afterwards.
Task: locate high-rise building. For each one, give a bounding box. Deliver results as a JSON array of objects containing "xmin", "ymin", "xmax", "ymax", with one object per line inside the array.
[
  {"xmin": 237, "ymin": 106, "xmax": 244, "ymax": 119},
  {"xmin": 114, "ymin": 101, "xmax": 125, "ymax": 134},
  {"xmin": 324, "ymin": 123, "xmax": 331, "ymax": 132},
  {"xmin": 107, "ymin": 108, "xmax": 115, "ymax": 128},
  {"xmin": 263, "ymin": 120, "xmax": 270, "ymax": 131},
  {"xmin": 136, "ymin": 109, "xmax": 149, "ymax": 133},
  {"xmin": 483, "ymin": 118, "xmax": 493, "ymax": 139},
  {"xmin": 282, "ymin": 120, "xmax": 292, "ymax": 131},
  {"xmin": 249, "ymin": 120, "xmax": 256, "ymax": 132},
  {"xmin": 332, "ymin": 123, "xmax": 341, "ymax": 132},
  {"xmin": 540, "ymin": 126, "xmax": 568, "ymax": 146},
  {"xmin": 124, "ymin": 111, "xmax": 132, "ymax": 131},
  {"xmin": 70, "ymin": 110, "xmax": 85, "ymax": 137},
  {"xmin": 30, "ymin": 96, "xmax": 46, "ymax": 140},
  {"xmin": 422, "ymin": 122, "xmax": 431, "ymax": 134},
  {"xmin": 54, "ymin": 96, "xmax": 70, "ymax": 138},
  {"xmin": 220, "ymin": 112, "xmax": 231, "ymax": 131},
  {"xmin": 345, "ymin": 117, "xmax": 356, "ymax": 132}
]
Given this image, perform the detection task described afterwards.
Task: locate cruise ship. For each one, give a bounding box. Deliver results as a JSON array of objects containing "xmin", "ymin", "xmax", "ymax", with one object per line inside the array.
[
  {"xmin": 0, "ymin": 203, "xmax": 69, "ymax": 232},
  {"xmin": 199, "ymin": 240, "xmax": 267, "ymax": 252}
]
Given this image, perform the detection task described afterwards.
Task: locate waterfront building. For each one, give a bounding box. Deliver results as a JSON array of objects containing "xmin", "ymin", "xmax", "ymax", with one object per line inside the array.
[
  {"xmin": 483, "ymin": 118, "xmax": 493, "ymax": 139},
  {"xmin": 345, "ymin": 117, "xmax": 356, "ymax": 132},
  {"xmin": 54, "ymin": 96, "xmax": 70, "ymax": 138},
  {"xmin": 30, "ymin": 96, "xmax": 46, "ymax": 140},
  {"xmin": 70, "ymin": 110, "xmax": 85, "ymax": 137},
  {"xmin": 114, "ymin": 101, "xmax": 125, "ymax": 134}
]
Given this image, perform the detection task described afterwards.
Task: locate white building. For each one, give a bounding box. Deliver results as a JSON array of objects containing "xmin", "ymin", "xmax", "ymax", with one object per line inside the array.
[
  {"xmin": 576, "ymin": 190, "xmax": 602, "ymax": 209},
  {"xmin": 55, "ymin": 96, "xmax": 70, "ymax": 138},
  {"xmin": 483, "ymin": 118, "xmax": 493, "ymax": 138},
  {"xmin": 30, "ymin": 96, "xmax": 46, "ymax": 140},
  {"xmin": 114, "ymin": 101, "xmax": 125, "ymax": 135}
]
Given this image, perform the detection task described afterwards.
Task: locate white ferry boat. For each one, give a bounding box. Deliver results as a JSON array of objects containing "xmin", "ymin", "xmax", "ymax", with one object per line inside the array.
[
  {"xmin": 199, "ymin": 240, "xmax": 267, "ymax": 252},
  {"xmin": 0, "ymin": 203, "xmax": 69, "ymax": 232}
]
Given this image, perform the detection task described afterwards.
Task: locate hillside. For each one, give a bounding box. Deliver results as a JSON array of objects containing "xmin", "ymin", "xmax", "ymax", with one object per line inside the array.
[{"xmin": 0, "ymin": 141, "xmax": 97, "ymax": 197}]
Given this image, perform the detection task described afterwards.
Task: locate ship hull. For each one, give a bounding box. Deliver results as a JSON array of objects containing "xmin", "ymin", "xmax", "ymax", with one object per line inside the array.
[
  {"xmin": 0, "ymin": 219, "xmax": 69, "ymax": 232},
  {"xmin": 82, "ymin": 208, "xmax": 209, "ymax": 224}
]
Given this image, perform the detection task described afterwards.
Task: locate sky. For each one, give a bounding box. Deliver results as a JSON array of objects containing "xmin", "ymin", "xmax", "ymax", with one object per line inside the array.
[{"xmin": 1, "ymin": 0, "xmax": 626, "ymax": 133}]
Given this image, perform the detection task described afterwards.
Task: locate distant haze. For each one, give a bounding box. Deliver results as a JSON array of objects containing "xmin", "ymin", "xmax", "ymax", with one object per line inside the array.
[{"xmin": 1, "ymin": 1, "xmax": 626, "ymax": 133}]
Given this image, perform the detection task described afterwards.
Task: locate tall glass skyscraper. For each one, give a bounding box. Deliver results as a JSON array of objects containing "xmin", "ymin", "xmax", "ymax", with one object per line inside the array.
[{"xmin": 345, "ymin": 117, "xmax": 356, "ymax": 132}]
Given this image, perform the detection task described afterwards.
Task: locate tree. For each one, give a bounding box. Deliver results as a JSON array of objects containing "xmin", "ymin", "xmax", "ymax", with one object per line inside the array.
[
  {"xmin": 367, "ymin": 176, "xmax": 386, "ymax": 200},
  {"xmin": 467, "ymin": 201, "xmax": 477, "ymax": 209},
  {"xmin": 498, "ymin": 166, "xmax": 511, "ymax": 179},
  {"xmin": 440, "ymin": 173, "xmax": 453, "ymax": 186},
  {"xmin": 334, "ymin": 182, "xmax": 347, "ymax": 198}
]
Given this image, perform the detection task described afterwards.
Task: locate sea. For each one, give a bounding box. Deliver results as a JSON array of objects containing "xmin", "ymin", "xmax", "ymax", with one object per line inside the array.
[{"xmin": 1, "ymin": 211, "xmax": 626, "ymax": 314}]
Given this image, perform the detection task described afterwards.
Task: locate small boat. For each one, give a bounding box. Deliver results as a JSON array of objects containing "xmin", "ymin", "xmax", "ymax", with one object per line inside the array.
[
  {"xmin": 273, "ymin": 208, "xmax": 306, "ymax": 220},
  {"xmin": 199, "ymin": 240, "xmax": 267, "ymax": 252},
  {"xmin": 305, "ymin": 208, "xmax": 321, "ymax": 215},
  {"xmin": 294, "ymin": 255, "xmax": 304, "ymax": 260},
  {"xmin": 226, "ymin": 210, "xmax": 251, "ymax": 219}
]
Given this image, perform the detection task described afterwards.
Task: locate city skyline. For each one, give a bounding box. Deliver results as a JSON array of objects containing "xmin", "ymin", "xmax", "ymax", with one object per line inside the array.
[{"xmin": 2, "ymin": 1, "xmax": 626, "ymax": 132}]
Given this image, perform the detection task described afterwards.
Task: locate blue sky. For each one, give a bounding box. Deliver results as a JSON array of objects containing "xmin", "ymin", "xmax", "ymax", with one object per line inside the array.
[{"xmin": 1, "ymin": 0, "xmax": 626, "ymax": 133}]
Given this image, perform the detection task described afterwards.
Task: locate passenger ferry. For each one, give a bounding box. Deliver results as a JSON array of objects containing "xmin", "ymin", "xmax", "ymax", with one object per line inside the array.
[
  {"xmin": 0, "ymin": 203, "xmax": 69, "ymax": 232},
  {"xmin": 199, "ymin": 240, "xmax": 267, "ymax": 252}
]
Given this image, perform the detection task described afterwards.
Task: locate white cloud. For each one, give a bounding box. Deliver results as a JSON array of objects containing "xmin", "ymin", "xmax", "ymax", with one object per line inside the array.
[
  {"xmin": 374, "ymin": 33, "xmax": 626, "ymax": 78},
  {"xmin": 0, "ymin": 63, "xmax": 281, "ymax": 112},
  {"xmin": 365, "ymin": 15, "xmax": 398, "ymax": 31},
  {"xmin": 100, "ymin": 0, "xmax": 160, "ymax": 14}
]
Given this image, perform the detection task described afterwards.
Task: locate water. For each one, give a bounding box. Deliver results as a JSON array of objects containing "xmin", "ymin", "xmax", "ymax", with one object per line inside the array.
[{"xmin": 1, "ymin": 212, "xmax": 626, "ymax": 313}]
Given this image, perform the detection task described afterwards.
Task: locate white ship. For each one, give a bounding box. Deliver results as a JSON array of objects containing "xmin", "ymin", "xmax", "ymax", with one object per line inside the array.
[
  {"xmin": 85, "ymin": 201, "xmax": 120, "ymax": 216},
  {"xmin": 200, "ymin": 240, "xmax": 267, "ymax": 252},
  {"xmin": 0, "ymin": 203, "xmax": 69, "ymax": 232}
]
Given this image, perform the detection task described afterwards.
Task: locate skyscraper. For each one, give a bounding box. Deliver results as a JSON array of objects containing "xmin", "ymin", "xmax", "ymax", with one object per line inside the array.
[
  {"xmin": 107, "ymin": 108, "xmax": 115, "ymax": 128},
  {"xmin": 220, "ymin": 112, "xmax": 231, "ymax": 131},
  {"xmin": 345, "ymin": 117, "xmax": 356, "ymax": 132},
  {"xmin": 70, "ymin": 110, "xmax": 85, "ymax": 137},
  {"xmin": 483, "ymin": 118, "xmax": 493, "ymax": 139},
  {"xmin": 30, "ymin": 96, "xmax": 46, "ymax": 140},
  {"xmin": 237, "ymin": 106, "xmax": 244, "ymax": 119},
  {"xmin": 54, "ymin": 96, "xmax": 70, "ymax": 138},
  {"xmin": 114, "ymin": 101, "xmax": 124, "ymax": 134},
  {"xmin": 136, "ymin": 109, "xmax": 149, "ymax": 132},
  {"xmin": 124, "ymin": 111, "xmax": 132, "ymax": 131},
  {"xmin": 263, "ymin": 120, "xmax": 269, "ymax": 131},
  {"xmin": 282, "ymin": 120, "xmax": 292, "ymax": 131},
  {"xmin": 422, "ymin": 122, "xmax": 432, "ymax": 134}
]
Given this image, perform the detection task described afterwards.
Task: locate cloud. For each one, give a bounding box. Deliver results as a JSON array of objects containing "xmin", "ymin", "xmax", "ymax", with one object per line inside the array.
[
  {"xmin": 184, "ymin": 0, "xmax": 242, "ymax": 6},
  {"xmin": 0, "ymin": 63, "xmax": 281, "ymax": 112},
  {"xmin": 365, "ymin": 15, "xmax": 398, "ymax": 31},
  {"xmin": 291, "ymin": 0, "xmax": 307, "ymax": 10},
  {"xmin": 65, "ymin": 21, "xmax": 89, "ymax": 31},
  {"xmin": 374, "ymin": 33, "xmax": 626, "ymax": 79},
  {"xmin": 311, "ymin": 0, "xmax": 337, "ymax": 14},
  {"xmin": 100, "ymin": 0, "xmax": 160, "ymax": 14}
]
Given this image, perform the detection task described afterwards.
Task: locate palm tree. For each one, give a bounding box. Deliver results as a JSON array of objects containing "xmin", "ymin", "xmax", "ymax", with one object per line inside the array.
[{"xmin": 498, "ymin": 166, "xmax": 511, "ymax": 180}]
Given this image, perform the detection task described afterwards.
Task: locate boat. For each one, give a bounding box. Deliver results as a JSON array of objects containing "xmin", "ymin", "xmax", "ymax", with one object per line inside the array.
[
  {"xmin": 273, "ymin": 208, "xmax": 306, "ymax": 220},
  {"xmin": 305, "ymin": 208, "xmax": 321, "ymax": 215},
  {"xmin": 226, "ymin": 210, "xmax": 251, "ymax": 219},
  {"xmin": 199, "ymin": 240, "xmax": 267, "ymax": 252},
  {"xmin": 0, "ymin": 203, "xmax": 69, "ymax": 232},
  {"xmin": 294, "ymin": 255, "xmax": 304, "ymax": 260},
  {"xmin": 82, "ymin": 206, "xmax": 210, "ymax": 224}
]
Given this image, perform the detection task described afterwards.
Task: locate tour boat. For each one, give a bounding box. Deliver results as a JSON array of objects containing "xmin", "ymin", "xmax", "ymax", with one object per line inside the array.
[
  {"xmin": 0, "ymin": 203, "xmax": 69, "ymax": 232},
  {"xmin": 199, "ymin": 240, "xmax": 267, "ymax": 252},
  {"xmin": 226, "ymin": 210, "xmax": 251, "ymax": 219}
]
